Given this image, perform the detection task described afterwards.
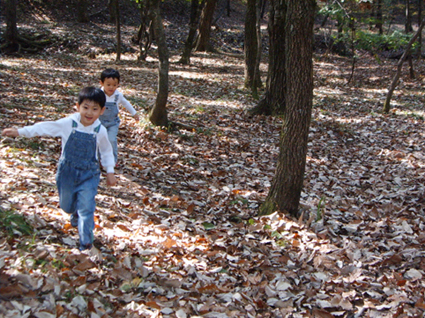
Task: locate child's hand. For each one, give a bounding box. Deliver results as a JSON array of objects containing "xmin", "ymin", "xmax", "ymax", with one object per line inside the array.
[
  {"xmin": 106, "ymin": 173, "xmax": 117, "ymax": 186},
  {"xmin": 133, "ymin": 114, "xmax": 140, "ymax": 121},
  {"xmin": 1, "ymin": 128, "xmax": 19, "ymax": 137}
]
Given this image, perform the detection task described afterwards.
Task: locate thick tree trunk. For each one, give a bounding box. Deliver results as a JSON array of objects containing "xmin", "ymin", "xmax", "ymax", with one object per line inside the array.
[
  {"xmin": 115, "ymin": 0, "xmax": 121, "ymax": 61},
  {"xmin": 5, "ymin": 0, "xmax": 18, "ymax": 50},
  {"xmin": 259, "ymin": 0, "xmax": 316, "ymax": 217},
  {"xmin": 194, "ymin": 0, "xmax": 218, "ymax": 52},
  {"xmin": 249, "ymin": 0, "xmax": 286, "ymax": 116},
  {"xmin": 179, "ymin": 0, "xmax": 201, "ymax": 64},
  {"xmin": 148, "ymin": 0, "xmax": 169, "ymax": 127}
]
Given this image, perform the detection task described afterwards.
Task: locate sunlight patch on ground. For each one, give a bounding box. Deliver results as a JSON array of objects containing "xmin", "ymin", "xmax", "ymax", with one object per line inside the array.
[
  {"xmin": 315, "ymin": 87, "xmax": 345, "ymax": 97},
  {"xmin": 192, "ymin": 99, "xmax": 245, "ymax": 110}
]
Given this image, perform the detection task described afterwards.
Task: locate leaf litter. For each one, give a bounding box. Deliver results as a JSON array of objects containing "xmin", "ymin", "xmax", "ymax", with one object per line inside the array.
[{"xmin": 1, "ymin": 21, "xmax": 425, "ymax": 318}]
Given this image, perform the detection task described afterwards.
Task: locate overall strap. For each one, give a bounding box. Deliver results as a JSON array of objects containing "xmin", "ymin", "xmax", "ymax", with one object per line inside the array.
[
  {"xmin": 94, "ymin": 124, "xmax": 102, "ymax": 133},
  {"xmin": 114, "ymin": 94, "xmax": 119, "ymax": 103},
  {"xmin": 72, "ymin": 120, "xmax": 78, "ymax": 128}
]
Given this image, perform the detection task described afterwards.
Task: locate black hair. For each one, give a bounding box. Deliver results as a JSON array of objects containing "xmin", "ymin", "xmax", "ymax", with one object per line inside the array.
[
  {"xmin": 100, "ymin": 68, "xmax": 120, "ymax": 83},
  {"xmin": 78, "ymin": 87, "xmax": 106, "ymax": 108}
]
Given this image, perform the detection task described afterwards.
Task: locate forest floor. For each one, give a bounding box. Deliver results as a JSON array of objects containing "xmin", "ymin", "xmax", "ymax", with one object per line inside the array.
[{"xmin": 1, "ymin": 1, "xmax": 425, "ymax": 318}]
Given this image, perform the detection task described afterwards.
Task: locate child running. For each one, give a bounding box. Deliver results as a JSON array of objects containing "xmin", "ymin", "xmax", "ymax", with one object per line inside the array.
[
  {"xmin": 1, "ymin": 87, "xmax": 116, "ymax": 251},
  {"xmin": 99, "ymin": 68, "xmax": 140, "ymax": 164}
]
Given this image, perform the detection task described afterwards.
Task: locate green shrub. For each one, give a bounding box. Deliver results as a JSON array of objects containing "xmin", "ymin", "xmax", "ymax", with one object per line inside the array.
[
  {"xmin": 0, "ymin": 207, "xmax": 33, "ymax": 237},
  {"xmin": 355, "ymin": 30, "xmax": 414, "ymax": 52}
]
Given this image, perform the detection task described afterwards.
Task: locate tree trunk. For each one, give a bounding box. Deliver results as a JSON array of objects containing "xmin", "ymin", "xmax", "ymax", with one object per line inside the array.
[
  {"xmin": 5, "ymin": 0, "xmax": 19, "ymax": 52},
  {"xmin": 179, "ymin": 0, "xmax": 201, "ymax": 64},
  {"xmin": 383, "ymin": 17, "xmax": 425, "ymax": 113},
  {"xmin": 244, "ymin": 0, "xmax": 259, "ymax": 90},
  {"xmin": 405, "ymin": 0, "xmax": 413, "ymax": 33},
  {"xmin": 259, "ymin": 0, "xmax": 316, "ymax": 217},
  {"xmin": 376, "ymin": 0, "xmax": 383, "ymax": 34},
  {"xmin": 404, "ymin": 0, "xmax": 414, "ymax": 78},
  {"xmin": 194, "ymin": 0, "xmax": 218, "ymax": 52},
  {"xmin": 133, "ymin": 1, "xmax": 152, "ymax": 60},
  {"xmin": 108, "ymin": 0, "xmax": 117, "ymax": 23},
  {"xmin": 418, "ymin": 0, "xmax": 422, "ymax": 59},
  {"xmin": 77, "ymin": 0, "xmax": 89, "ymax": 23},
  {"xmin": 248, "ymin": 0, "xmax": 286, "ymax": 116},
  {"xmin": 148, "ymin": 0, "xmax": 169, "ymax": 127},
  {"xmin": 254, "ymin": 0, "xmax": 263, "ymax": 91},
  {"xmin": 115, "ymin": 0, "xmax": 121, "ymax": 61}
]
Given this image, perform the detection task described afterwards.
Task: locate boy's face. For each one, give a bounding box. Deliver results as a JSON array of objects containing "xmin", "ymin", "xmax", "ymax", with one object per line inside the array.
[
  {"xmin": 76, "ymin": 100, "xmax": 105, "ymax": 127},
  {"xmin": 101, "ymin": 77, "xmax": 119, "ymax": 97}
]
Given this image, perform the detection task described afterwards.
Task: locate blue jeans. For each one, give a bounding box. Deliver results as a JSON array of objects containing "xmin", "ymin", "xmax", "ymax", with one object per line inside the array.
[
  {"xmin": 100, "ymin": 99, "xmax": 120, "ymax": 163},
  {"xmin": 105, "ymin": 123, "xmax": 119, "ymax": 163},
  {"xmin": 56, "ymin": 161, "xmax": 100, "ymax": 248},
  {"xmin": 56, "ymin": 122, "xmax": 101, "ymax": 250}
]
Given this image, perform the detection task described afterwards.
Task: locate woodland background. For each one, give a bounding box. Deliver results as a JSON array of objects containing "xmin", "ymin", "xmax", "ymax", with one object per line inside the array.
[{"xmin": 0, "ymin": 0, "xmax": 425, "ymax": 317}]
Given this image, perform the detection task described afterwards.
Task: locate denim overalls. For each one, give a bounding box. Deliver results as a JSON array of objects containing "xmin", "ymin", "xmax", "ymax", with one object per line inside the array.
[
  {"xmin": 99, "ymin": 94, "xmax": 120, "ymax": 162},
  {"xmin": 56, "ymin": 120, "xmax": 101, "ymax": 250}
]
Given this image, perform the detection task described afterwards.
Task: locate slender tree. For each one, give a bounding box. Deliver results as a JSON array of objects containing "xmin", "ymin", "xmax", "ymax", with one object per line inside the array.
[
  {"xmin": 405, "ymin": 0, "xmax": 413, "ymax": 33},
  {"xmin": 133, "ymin": 1, "xmax": 153, "ymax": 61},
  {"xmin": 194, "ymin": 0, "xmax": 218, "ymax": 52},
  {"xmin": 259, "ymin": 0, "xmax": 316, "ymax": 217},
  {"xmin": 77, "ymin": 0, "xmax": 89, "ymax": 23},
  {"xmin": 383, "ymin": 17, "xmax": 425, "ymax": 113},
  {"xmin": 249, "ymin": 0, "xmax": 286, "ymax": 115},
  {"xmin": 108, "ymin": 0, "xmax": 117, "ymax": 23},
  {"xmin": 148, "ymin": 0, "xmax": 169, "ymax": 127},
  {"xmin": 179, "ymin": 0, "xmax": 202, "ymax": 64},
  {"xmin": 375, "ymin": 0, "xmax": 383, "ymax": 34},
  {"xmin": 419, "ymin": 0, "xmax": 422, "ymax": 58},
  {"xmin": 404, "ymin": 0, "xmax": 414, "ymax": 78},
  {"xmin": 115, "ymin": 0, "xmax": 122, "ymax": 61},
  {"xmin": 244, "ymin": 0, "xmax": 261, "ymax": 93}
]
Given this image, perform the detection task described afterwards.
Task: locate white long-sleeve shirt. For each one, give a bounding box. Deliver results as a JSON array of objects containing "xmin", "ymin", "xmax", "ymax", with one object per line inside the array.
[
  {"xmin": 18, "ymin": 113, "xmax": 115, "ymax": 173},
  {"xmin": 102, "ymin": 89, "xmax": 137, "ymax": 116}
]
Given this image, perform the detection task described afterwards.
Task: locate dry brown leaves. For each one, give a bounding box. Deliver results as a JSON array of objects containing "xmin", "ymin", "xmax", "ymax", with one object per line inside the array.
[{"xmin": 1, "ymin": 20, "xmax": 425, "ymax": 318}]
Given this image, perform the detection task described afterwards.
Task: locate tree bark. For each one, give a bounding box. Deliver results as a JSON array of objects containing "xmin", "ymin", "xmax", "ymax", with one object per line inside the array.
[
  {"xmin": 148, "ymin": 0, "xmax": 169, "ymax": 127},
  {"xmin": 77, "ymin": 0, "xmax": 90, "ymax": 23},
  {"xmin": 244, "ymin": 0, "xmax": 259, "ymax": 90},
  {"xmin": 108, "ymin": 0, "xmax": 117, "ymax": 23},
  {"xmin": 383, "ymin": 16, "xmax": 425, "ymax": 113},
  {"xmin": 405, "ymin": 0, "xmax": 413, "ymax": 33},
  {"xmin": 133, "ymin": 1, "xmax": 150, "ymax": 60},
  {"xmin": 419, "ymin": 0, "xmax": 422, "ymax": 59},
  {"xmin": 194, "ymin": 0, "xmax": 218, "ymax": 52},
  {"xmin": 5, "ymin": 0, "xmax": 19, "ymax": 51},
  {"xmin": 259, "ymin": 0, "xmax": 316, "ymax": 217},
  {"xmin": 115, "ymin": 0, "xmax": 121, "ymax": 61},
  {"xmin": 179, "ymin": 0, "xmax": 201, "ymax": 64},
  {"xmin": 249, "ymin": 0, "xmax": 286, "ymax": 116},
  {"xmin": 375, "ymin": 0, "xmax": 383, "ymax": 34}
]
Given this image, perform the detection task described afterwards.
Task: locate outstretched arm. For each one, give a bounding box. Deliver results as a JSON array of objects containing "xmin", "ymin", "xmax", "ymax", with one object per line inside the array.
[{"xmin": 1, "ymin": 128, "xmax": 19, "ymax": 137}]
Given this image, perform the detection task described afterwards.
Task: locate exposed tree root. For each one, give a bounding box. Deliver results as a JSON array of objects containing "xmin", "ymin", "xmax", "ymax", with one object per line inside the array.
[{"xmin": 1, "ymin": 34, "xmax": 53, "ymax": 54}]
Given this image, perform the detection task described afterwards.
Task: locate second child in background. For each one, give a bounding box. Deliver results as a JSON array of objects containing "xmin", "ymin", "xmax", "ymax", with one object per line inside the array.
[{"xmin": 99, "ymin": 68, "xmax": 140, "ymax": 164}]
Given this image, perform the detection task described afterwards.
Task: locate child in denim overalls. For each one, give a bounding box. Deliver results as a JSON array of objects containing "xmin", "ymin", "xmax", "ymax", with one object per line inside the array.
[
  {"xmin": 2, "ymin": 87, "xmax": 116, "ymax": 251},
  {"xmin": 99, "ymin": 68, "xmax": 140, "ymax": 164}
]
